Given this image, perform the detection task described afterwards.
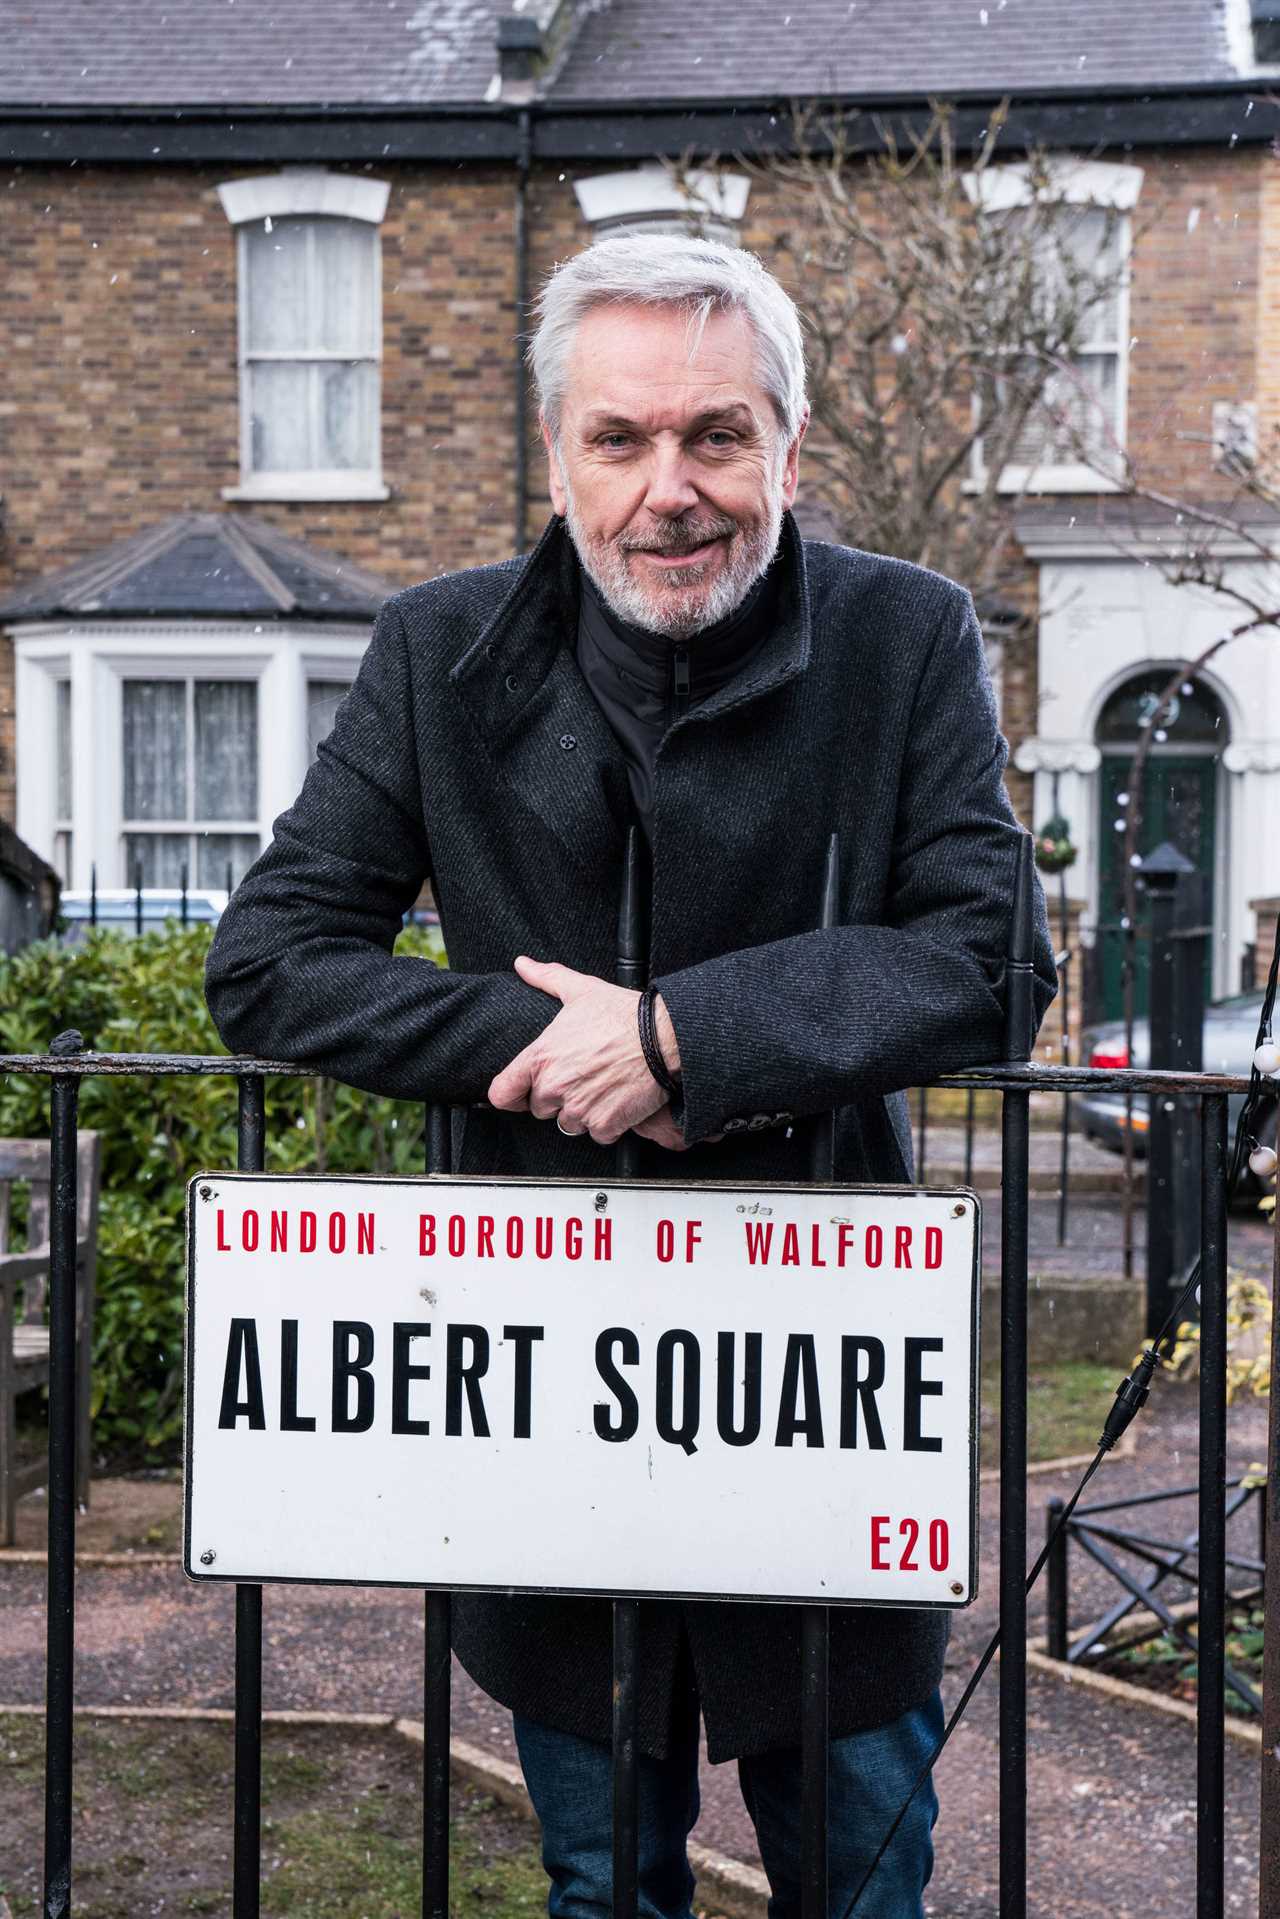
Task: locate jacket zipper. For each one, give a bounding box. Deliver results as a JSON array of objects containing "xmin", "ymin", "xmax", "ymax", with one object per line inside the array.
[{"xmin": 670, "ymin": 645, "xmax": 691, "ymax": 726}]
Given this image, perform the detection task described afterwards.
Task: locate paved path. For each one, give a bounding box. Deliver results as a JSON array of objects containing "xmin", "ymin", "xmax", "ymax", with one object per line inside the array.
[
  {"xmin": 912, "ymin": 1118, "xmax": 1139, "ymax": 1195},
  {"xmin": 974, "ymin": 1187, "xmax": 1274, "ymax": 1288},
  {"xmin": 0, "ymin": 1381, "xmax": 1267, "ymax": 1914}
]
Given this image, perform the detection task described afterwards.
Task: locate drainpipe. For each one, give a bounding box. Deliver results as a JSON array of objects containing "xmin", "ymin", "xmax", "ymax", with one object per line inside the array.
[{"xmin": 513, "ymin": 106, "xmax": 533, "ymax": 556}]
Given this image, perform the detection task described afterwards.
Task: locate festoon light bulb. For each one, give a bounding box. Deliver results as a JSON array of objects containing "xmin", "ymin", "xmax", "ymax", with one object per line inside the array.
[
  {"xmin": 1252, "ymin": 1032, "xmax": 1280, "ymax": 1077},
  {"xmin": 1249, "ymin": 1144, "xmax": 1278, "ymax": 1178}
]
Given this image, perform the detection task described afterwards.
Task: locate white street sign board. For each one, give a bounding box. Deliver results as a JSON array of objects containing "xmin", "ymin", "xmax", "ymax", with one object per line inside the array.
[{"xmin": 185, "ymin": 1175, "xmax": 980, "ymax": 1607}]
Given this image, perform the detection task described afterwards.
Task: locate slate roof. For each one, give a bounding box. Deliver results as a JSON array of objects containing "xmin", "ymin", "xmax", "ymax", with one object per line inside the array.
[
  {"xmin": 0, "ymin": 513, "xmax": 395, "ymax": 622},
  {"xmin": 0, "ymin": 0, "xmax": 1249, "ymax": 109},
  {"xmin": 556, "ymin": 0, "xmax": 1246, "ymax": 102}
]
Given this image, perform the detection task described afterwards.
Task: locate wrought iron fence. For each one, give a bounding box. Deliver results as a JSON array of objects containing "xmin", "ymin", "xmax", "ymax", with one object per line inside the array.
[
  {"xmin": 4, "ymin": 1047, "xmax": 1267, "ymax": 1918},
  {"xmin": 3, "ymin": 826, "xmax": 1274, "ymax": 1917},
  {"xmin": 1043, "ymin": 1476, "xmax": 1266, "ymax": 1717}
]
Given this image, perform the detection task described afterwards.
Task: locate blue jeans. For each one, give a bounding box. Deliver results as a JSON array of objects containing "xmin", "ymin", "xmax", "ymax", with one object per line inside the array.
[{"xmin": 513, "ymin": 1688, "xmax": 943, "ymax": 1919}]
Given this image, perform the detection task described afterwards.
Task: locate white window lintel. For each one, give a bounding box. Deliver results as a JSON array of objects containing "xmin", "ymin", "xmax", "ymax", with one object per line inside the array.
[
  {"xmin": 574, "ymin": 165, "xmax": 750, "ymax": 229},
  {"xmin": 962, "ymin": 156, "xmax": 1145, "ymax": 214},
  {"xmin": 217, "ymin": 167, "xmax": 390, "ymax": 227}
]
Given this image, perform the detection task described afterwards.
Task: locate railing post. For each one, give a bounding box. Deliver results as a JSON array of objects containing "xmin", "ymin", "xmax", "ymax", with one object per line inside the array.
[
  {"xmin": 1197, "ymin": 1093, "xmax": 1228, "ymax": 1919},
  {"xmin": 800, "ymin": 1607, "xmax": 830, "ymax": 1919},
  {"xmin": 1000, "ymin": 836, "xmax": 1035, "ymax": 1918},
  {"xmin": 611, "ymin": 826, "xmax": 646, "ymax": 1919},
  {"xmin": 423, "ymin": 1101, "xmax": 452, "ymax": 1919},
  {"xmin": 1045, "ymin": 1497, "xmax": 1068, "ymax": 1662},
  {"xmin": 1055, "ymin": 868, "xmax": 1072, "ymax": 1248},
  {"xmin": 1261, "ymin": 1168, "xmax": 1280, "ymax": 1919},
  {"xmin": 234, "ymin": 1075, "xmax": 265, "ymax": 1919},
  {"xmin": 43, "ymin": 1030, "xmax": 83, "ymax": 1919},
  {"xmin": 801, "ymin": 833, "xmax": 838, "ymax": 1919}
]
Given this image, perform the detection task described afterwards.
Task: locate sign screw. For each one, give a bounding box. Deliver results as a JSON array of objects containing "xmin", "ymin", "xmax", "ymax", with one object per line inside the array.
[
  {"xmin": 950, "ymin": 1580, "xmax": 964, "ymax": 1595},
  {"xmin": 200, "ymin": 1549, "xmax": 216, "ymax": 1565},
  {"xmin": 199, "ymin": 1186, "xmax": 212, "ymax": 1201}
]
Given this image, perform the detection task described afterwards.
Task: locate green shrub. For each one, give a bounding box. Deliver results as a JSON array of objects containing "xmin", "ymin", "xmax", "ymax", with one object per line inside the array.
[{"xmin": 0, "ymin": 919, "xmax": 445, "ymax": 1464}]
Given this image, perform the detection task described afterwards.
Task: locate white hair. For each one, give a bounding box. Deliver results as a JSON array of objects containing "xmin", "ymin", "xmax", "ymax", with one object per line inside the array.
[{"xmin": 528, "ymin": 232, "xmax": 807, "ymax": 444}]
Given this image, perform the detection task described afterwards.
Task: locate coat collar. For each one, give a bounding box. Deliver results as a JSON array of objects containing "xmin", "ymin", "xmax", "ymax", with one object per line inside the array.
[{"xmin": 447, "ymin": 512, "xmax": 813, "ymax": 873}]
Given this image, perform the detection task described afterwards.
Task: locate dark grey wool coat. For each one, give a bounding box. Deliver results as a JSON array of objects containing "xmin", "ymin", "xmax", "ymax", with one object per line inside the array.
[{"xmin": 203, "ymin": 509, "xmax": 1057, "ymax": 1764}]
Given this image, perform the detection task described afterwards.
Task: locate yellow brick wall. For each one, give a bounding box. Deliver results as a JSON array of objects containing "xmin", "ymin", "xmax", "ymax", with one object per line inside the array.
[{"xmin": 0, "ymin": 143, "xmax": 1267, "ymax": 834}]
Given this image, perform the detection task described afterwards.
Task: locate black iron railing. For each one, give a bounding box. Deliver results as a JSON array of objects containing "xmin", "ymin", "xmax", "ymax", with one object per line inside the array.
[
  {"xmin": 3, "ymin": 1044, "xmax": 1262, "ymax": 1918},
  {"xmin": 1044, "ymin": 1475, "xmax": 1265, "ymax": 1717},
  {"xmin": 5, "ymin": 819, "xmax": 1271, "ymax": 1919}
]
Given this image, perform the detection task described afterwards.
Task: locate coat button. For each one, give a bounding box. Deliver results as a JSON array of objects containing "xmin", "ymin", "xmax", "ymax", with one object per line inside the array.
[
  {"xmin": 559, "ymin": 733, "xmax": 578, "ymax": 751},
  {"xmin": 505, "ymin": 673, "xmax": 519, "ymax": 692}
]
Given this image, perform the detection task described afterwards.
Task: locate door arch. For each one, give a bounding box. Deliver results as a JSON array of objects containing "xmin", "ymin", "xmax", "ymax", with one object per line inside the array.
[{"xmin": 1095, "ymin": 669, "xmax": 1227, "ymax": 1022}]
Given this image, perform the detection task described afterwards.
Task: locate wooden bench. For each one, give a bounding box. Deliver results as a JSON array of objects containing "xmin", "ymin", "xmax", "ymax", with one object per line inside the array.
[{"xmin": 0, "ymin": 1133, "xmax": 101, "ymax": 1545}]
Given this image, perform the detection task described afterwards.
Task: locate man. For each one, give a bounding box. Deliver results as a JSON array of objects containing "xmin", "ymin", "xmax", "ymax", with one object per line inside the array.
[{"xmin": 204, "ymin": 233, "xmax": 1057, "ymax": 1917}]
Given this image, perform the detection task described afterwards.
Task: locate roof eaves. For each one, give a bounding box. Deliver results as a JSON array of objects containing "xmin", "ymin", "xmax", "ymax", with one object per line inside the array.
[{"xmin": 3, "ymin": 78, "xmax": 1277, "ymax": 166}]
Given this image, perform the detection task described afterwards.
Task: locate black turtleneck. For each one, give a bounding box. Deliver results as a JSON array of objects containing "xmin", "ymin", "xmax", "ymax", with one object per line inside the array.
[{"xmin": 575, "ymin": 562, "xmax": 778, "ymax": 835}]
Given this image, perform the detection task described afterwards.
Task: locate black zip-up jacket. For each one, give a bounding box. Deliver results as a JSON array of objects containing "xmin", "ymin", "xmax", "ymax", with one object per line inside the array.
[
  {"xmin": 203, "ymin": 510, "xmax": 1057, "ymax": 1762},
  {"xmin": 575, "ymin": 564, "xmax": 775, "ymax": 836}
]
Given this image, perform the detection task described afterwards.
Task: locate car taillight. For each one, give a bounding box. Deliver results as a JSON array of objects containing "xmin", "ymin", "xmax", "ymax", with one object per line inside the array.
[{"xmin": 1090, "ymin": 1044, "xmax": 1130, "ymax": 1069}]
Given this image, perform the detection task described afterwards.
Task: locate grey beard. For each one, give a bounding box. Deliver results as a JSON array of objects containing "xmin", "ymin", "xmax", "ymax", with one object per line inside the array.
[{"xmin": 560, "ymin": 478, "xmax": 785, "ymax": 640}]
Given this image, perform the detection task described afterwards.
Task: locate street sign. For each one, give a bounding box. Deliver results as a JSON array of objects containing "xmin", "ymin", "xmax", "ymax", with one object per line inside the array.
[{"xmin": 185, "ymin": 1174, "xmax": 980, "ymax": 1607}]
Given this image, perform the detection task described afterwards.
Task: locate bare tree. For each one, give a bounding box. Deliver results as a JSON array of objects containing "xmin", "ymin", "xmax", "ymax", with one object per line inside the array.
[{"xmin": 704, "ymin": 100, "xmax": 1160, "ymax": 618}]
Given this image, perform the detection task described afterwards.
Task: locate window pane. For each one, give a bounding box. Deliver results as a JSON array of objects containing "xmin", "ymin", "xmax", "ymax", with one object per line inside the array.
[
  {"xmin": 56, "ymin": 678, "xmax": 71, "ymax": 820},
  {"xmin": 197, "ymin": 833, "xmax": 259, "ymax": 891},
  {"xmin": 1004, "ymin": 352, "xmax": 1118, "ymax": 468},
  {"xmin": 123, "ymin": 681, "xmax": 186, "ymax": 821},
  {"xmin": 195, "ymin": 680, "xmax": 258, "ymax": 820},
  {"xmin": 315, "ymin": 220, "xmax": 375, "ymax": 355},
  {"xmin": 124, "ymin": 832, "xmax": 189, "ymax": 888},
  {"xmin": 1057, "ymin": 206, "xmax": 1120, "ymax": 347},
  {"xmin": 318, "ymin": 360, "xmax": 376, "ymax": 470},
  {"xmin": 245, "ymin": 216, "xmax": 311, "ymax": 354},
  {"xmin": 1096, "ymin": 671, "xmax": 1226, "ymax": 745},
  {"xmin": 307, "ymin": 679, "xmax": 354, "ymax": 759},
  {"xmin": 54, "ymin": 830, "xmax": 72, "ymax": 887},
  {"xmin": 249, "ymin": 361, "xmax": 312, "ymax": 472}
]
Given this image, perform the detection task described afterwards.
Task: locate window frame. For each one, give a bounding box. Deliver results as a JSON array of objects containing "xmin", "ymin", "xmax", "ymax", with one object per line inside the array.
[
  {"xmin": 962, "ymin": 158, "xmax": 1144, "ymax": 497},
  {"xmin": 14, "ymin": 622, "xmax": 369, "ymax": 891},
  {"xmin": 217, "ymin": 169, "xmax": 391, "ymax": 504},
  {"xmin": 119, "ymin": 674, "xmax": 261, "ymax": 891}
]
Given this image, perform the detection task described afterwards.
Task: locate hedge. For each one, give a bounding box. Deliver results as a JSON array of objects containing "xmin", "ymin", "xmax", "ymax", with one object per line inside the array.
[{"xmin": 0, "ymin": 919, "xmax": 444, "ymax": 1463}]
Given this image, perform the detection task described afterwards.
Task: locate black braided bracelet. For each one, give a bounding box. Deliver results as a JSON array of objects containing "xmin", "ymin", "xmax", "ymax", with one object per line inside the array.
[{"xmin": 637, "ymin": 982, "xmax": 680, "ymax": 1097}]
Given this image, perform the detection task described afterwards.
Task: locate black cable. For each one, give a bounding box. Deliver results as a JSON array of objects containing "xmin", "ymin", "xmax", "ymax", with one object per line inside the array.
[{"xmin": 842, "ymin": 922, "xmax": 1280, "ymax": 1915}]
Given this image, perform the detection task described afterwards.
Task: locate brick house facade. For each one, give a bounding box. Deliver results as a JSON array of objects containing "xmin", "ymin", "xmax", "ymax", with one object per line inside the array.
[{"xmin": 1, "ymin": 0, "xmax": 1277, "ymax": 1062}]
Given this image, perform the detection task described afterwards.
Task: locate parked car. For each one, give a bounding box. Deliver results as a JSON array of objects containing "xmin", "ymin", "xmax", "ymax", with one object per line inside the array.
[
  {"xmin": 1077, "ymin": 991, "xmax": 1276, "ymax": 1186},
  {"xmin": 58, "ymin": 886, "xmax": 228, "ymax": 940}
]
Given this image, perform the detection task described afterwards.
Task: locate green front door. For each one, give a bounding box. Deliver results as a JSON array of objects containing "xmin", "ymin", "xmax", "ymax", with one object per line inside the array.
[{"xmin": 1097, "ymin": 753, "xmax": 1217, "ymax": 1022}]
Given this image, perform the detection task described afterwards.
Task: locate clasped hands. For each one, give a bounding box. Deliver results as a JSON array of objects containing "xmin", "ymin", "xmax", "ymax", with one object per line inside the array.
[{"xmin": 486, "ymin": 954, "xmax": 688, "ymax": 1151}]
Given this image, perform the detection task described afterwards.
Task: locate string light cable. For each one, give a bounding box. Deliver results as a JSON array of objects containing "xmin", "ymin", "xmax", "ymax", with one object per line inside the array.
[{"xmin": 843, "ymin": 922, "xmax": 1280, "ymax": 1914}]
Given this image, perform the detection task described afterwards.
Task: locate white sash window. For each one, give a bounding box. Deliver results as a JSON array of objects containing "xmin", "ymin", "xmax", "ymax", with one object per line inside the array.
[
  {"xmin": 965, "ymin": 159, "xmax": 1144, "ymax": 496},
  {"xmin": 218, "ymin": 170, "xmax": 390, "ymax": 503}
]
